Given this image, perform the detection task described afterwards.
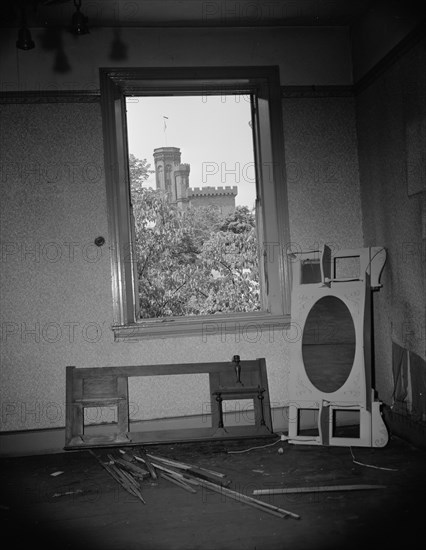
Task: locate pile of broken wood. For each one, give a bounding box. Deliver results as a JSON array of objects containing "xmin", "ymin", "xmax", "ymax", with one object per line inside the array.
[{"xmin": 89, "ymin": 447, "xmax": 300, "ymax": 520}]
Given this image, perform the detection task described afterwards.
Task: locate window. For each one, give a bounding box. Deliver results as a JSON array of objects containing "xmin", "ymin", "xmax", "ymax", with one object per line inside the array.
[
  {"xmin": 126, "ymin": 94, "xmax": 258, "ymax": 319},
  {"xmin": 100, "ymin": 67, "xmax": 291, "ymax": 339}
]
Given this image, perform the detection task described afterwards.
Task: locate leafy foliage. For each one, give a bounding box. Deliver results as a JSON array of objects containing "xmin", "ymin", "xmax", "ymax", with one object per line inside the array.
[
  {"xmin": 128, "ymin": 154, "xmax": 154, "ymax": 187},
  {"xmin": 129, "ymin": 156, "xmax": 260, "ymax": 318}
]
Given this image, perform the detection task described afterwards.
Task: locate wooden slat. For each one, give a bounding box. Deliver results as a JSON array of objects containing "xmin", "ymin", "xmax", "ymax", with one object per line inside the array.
[
  {"xmin": 253, "ymin": 484, "xmax": 387, "ymax": 495},
  {"xmin": 146, "ymin": 454, "xmax": 227, "ymax": 478},
  {"xmin": 117, "ymin": 376, "xmax": 130, "ymax": 435},
  {"xmin": 71, "ymin": 361, "xmax": 261, "ymax": 378},
  {"xmin": 194, "ymin": 477, "xmax": 300, "ymax": 520},
  {"xmin": 65, "ymin": 367, "xmax": 77, "ymax": 445},
  {"xmin": 259, "ymin": 358, "xmax": 273, "ymax": 429},
  {"xmin": 75, "ymin": 398, "xmax": 126, "ymax": 405},
  {"xmin": 65, "ymin": 422, "xmax": 274, "ymax": 450},
  {"xmin": 213, "ymin": 387, "xmax": 264, "ymax": 395},
  {"xmin": 160, "ymin": 473, "xmax": 198, "ymax": 493}
]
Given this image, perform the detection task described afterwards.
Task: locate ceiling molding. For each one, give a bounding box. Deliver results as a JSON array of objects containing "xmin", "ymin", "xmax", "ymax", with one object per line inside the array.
[
  {"xmin": 281, "ymin": 85, "xmax": 354, "ymax": 98},
  {"xmin": 0, "ymin": 90, "xmax": 100, "ymax": 103},
  {"xmin": 3, "ymin": 0, "xmax": 373, "ymax": 29}
]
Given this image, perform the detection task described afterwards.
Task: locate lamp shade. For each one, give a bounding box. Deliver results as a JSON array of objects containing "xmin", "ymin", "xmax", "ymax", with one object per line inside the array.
[
  {"xmin": 16, "ymin": 27, "xmax": 35, "ymax": 50},
  {"xmin": 71, "ymin": 10, "xmax": 89, "ymax": 35}
]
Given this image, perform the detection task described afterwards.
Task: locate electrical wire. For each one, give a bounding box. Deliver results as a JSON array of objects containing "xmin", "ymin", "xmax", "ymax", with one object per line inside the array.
[
  {"xmin": 350, "ymin": 447, "xmax": 398, "ymax": 471},
  {"xmin": 363, "ymin": 246, "xmax": 386, "ymax": 277},
  {"xmin": 227, "ymin": 437, "xmax": 282, "ymax": 454}
]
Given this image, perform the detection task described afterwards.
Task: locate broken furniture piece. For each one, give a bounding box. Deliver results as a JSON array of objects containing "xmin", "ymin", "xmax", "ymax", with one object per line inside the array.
[
  {"xmin": 287, "ymin": 246, "xmax": 389, "ymax": 447},
  {"xmin": 65, "ymin": 357, "xmax": 273, "ymax": 449},
  {"xmin": 212, "ymin": 386, "xmax": 267, "ymax": 435},
  {"xmin": 212, "ymin": 355, "xmax": 269, "ymax": 436}
]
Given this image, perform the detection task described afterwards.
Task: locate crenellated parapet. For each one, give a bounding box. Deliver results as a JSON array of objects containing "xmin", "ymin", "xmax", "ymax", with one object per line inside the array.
[{"xmin": 188, "ymin": 186, "xmax": 238, "ymax": 197}]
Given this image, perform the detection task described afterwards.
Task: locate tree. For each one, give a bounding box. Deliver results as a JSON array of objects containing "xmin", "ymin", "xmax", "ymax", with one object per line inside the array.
[
  {"xmin": 189, "ymin": 206, "xmax": 259, "ymax": 315},
  {"xmin": 128, "ymin": 155, "xmax": 260, "ymax": 318},
  {"xmin": 128, "ymin": 154, "xmax": 154, "ymax": 189},
  {"xmin": 218, "ymin": 205, "xmax": 256, "ymax": 233}
]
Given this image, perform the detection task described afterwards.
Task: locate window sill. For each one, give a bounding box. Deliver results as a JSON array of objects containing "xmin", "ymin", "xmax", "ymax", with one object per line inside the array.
[{"xmin": 112, "ymin": 312, "xmax": 291, "ymax": 341}]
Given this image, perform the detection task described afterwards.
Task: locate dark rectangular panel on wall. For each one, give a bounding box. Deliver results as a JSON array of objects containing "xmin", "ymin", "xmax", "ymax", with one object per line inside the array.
[
  {"xmin": 410, "ymin": 351, "xmax": 426, "ymax": 422},
  {"xmin": 392, "ymin": 341, "xmax": 408, "ymax": 410}
]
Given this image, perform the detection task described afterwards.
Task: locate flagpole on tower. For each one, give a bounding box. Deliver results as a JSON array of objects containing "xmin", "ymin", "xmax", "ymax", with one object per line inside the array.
[{"xmin": 163, "ymin": 116, "xmax": 168, "ymax": 146}]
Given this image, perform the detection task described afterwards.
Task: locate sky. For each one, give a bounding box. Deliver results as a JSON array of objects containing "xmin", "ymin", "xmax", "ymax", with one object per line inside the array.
[{"xmin": 125, "ymin": 95, "xmax": 257, "ymax": 208}]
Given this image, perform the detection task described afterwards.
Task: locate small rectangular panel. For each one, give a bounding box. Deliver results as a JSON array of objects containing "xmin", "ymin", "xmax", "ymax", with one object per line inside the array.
[
  {"xmin": 297, "ymin": 409, "xmax": 319, "ymax": 436},
  {"xmin": 223, "ymin": 399, "xmax": 255, "ymax": 426},
  {"xmin": 300, "ymin": 259, "xmax": 321, "ymax": 284},
  {"xmin": 334, "ymin": 256, "xmax": 360, "ymax": 279},
  {"xmin": 332, "ymin": 409, "xmax": 360, "ymax": 438},
  {"xmin": 127, "ymin": 373, "xmax": 211, "ymax": 424},
  {"xmin": 82, "ymin": 377, "xmax": 118, "ymax": 398},
  {"xmin": 321, "ymin": 244, "xmax": 331, "ymax": 282},
  {"xmin": 84, "ymin": 406, "xmax": 118, "ymax": 427}
]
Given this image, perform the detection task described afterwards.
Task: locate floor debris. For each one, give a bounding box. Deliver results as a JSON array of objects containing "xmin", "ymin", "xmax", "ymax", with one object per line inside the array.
[
  {"xmin": 89, "ymin": 447, "xmax": 300, "ymax": 520},
  {"xmin": 52, "ymin": 489, "xmax": 83, "ymax": 498},
  {"xmin": 89, "ymin": 450, "xmax": 147, "ymax": 504}
]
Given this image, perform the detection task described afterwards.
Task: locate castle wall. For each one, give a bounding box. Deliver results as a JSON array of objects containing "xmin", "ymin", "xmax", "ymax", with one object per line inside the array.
[{"xmin": 188, "ymin": 186, "xmax": 238, "ymax": 216}]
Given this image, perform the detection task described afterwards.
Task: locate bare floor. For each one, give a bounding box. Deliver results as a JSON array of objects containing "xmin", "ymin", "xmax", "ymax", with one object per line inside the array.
[{"xmin": 1, "ymin": 435, "xmax": 425, "ymax": 550}]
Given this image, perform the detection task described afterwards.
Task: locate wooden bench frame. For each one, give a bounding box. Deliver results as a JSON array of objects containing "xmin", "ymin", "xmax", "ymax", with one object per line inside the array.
[{"xmin": 65, "ymin": 358, "xmax": 274, "ymax": 449}]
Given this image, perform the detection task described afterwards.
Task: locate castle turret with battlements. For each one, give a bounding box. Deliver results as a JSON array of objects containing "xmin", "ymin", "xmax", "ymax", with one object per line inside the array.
[{"xmin": 153, "ymin": 147, "xmax": 237, "ymax": 216}]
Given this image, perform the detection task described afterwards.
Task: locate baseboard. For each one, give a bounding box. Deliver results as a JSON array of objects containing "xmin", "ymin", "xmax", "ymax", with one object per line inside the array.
[
  {"xmin": 0, "ymin": 407, "xmax": 290, "ymax": 457},
  {"xmin": 0, "ymin": 405, "xmax": 385, "ymax": 457}
]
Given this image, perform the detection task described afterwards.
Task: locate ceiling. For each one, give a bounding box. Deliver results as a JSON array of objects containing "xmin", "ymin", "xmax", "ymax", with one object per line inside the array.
[{"xmin": 4, "ymin": 0, "xmax": 378, "ymax": 29}]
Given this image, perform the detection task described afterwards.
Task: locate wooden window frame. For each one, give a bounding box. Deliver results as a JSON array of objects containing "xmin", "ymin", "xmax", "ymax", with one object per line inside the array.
[{"xmin": 99, "ymin": 66, "xmax": 291, "ymax": 340}]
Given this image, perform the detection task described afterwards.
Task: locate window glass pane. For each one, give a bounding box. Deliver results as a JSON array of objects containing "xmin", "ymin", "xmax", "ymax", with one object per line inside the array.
[{"xmin": 126, "ymin": 95, "xmax": 261, "ymax": 318}]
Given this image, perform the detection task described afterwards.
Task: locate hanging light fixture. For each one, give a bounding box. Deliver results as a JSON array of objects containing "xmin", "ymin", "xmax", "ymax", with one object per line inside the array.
[
  {"xmin": 16, "ymin": 6, "xmax": 35, "ymax": 50},
  {"xmin": 71, "ymin": 0, "xmax": 89, "ymax": 35}
]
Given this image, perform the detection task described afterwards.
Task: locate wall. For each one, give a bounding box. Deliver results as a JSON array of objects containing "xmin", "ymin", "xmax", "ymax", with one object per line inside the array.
[
  {"xmin": 356, "ymin": 37, "xmax": 426, "ymax": 413},
  {"xmin": 283, "ymin": 95, "xmax": 363, "ymax": 251},
  {"xmin": 0, "ymin": 27, "xmax": 352, "ymax": 91},
  {"xmin": 0, "ymin": 25, "xmax": 363, "ymax": 445},
  {"xmin": 350, "ymin": 0, "xmax": 423, "ymax": 81}
]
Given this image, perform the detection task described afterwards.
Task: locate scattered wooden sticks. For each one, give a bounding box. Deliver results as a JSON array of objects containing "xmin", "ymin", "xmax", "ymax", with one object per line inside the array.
[
  {"xmin": 88, "ymin": 450, "xmax": 146, "ymax": 504},
  {"xmin": 89, "ymin": 446, "xmax": 301, "ymax": 520},
  {"xmin": 106, "ymin": 454, "xmax": 146, "ymax": 504},
  {"xmin": 137, "ymin": 454, "xmax": 230, "ymax": 488},
  {"xmin": 146, "ymin": 453, "xmax": 227, "ymax": 479},
  {"xmin": 111, "ymin": 455, "xmax": 150, "ymax": 479},
  {"xmin": 139, "ymin": 451, "xmax": 299, "ymax": 519}
]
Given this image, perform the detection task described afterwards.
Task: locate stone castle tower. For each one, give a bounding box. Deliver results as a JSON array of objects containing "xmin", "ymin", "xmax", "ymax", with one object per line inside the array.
[
  {"xmin": 153, "ymin": 146, "xmax": 237, "ymax": 216},
  {"xmin": 153, "ymin": 147, "xmax": 190, "ymax": 208}
]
